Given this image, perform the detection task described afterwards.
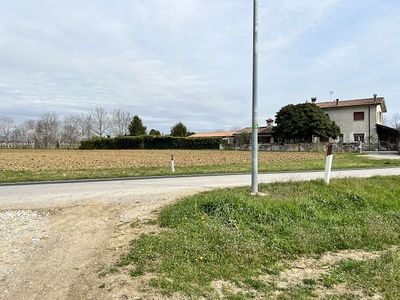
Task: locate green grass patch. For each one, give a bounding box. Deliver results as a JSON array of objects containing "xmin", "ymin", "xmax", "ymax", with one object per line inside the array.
[
  {"xmin": 115, "ymin": 176, "xmax": 400, "ymax": 298},
  {"xmin": 263, "ymin": 152, "xmax": 400, "ymax": 172}
]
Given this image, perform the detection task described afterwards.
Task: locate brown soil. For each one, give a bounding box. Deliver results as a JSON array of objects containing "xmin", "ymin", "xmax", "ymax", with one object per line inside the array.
[
  {"xmin": 0, "ymin": 149, "xmax": 326, "ymax": 171},
  {"xmin": 1, "ymin": 198, "xmax": 188, "ymax": 300}
]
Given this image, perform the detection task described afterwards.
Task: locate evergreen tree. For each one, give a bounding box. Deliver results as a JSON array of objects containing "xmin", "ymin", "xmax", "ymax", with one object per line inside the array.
[
  {"xmin": 149, "ymin": 129, "xmax": 161, "ymax": 136},
  {"xmin": 128, "ymin": 115, "xmax": 147, "ymax": 136},
  {"xmin": 170, "ymin": 122, "xmax": 188, "ymax": 137}
]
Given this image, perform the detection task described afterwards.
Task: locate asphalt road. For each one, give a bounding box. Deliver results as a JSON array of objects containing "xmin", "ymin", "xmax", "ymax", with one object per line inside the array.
[{"xmin": 2, "ymin": 167, "xmax": 400, "ymax": 209}]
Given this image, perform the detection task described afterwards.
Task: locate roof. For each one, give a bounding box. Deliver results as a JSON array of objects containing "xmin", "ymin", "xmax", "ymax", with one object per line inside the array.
[
  {"xmin": 376, "ymin": 123, "xmax": 400, "ymax": 134},
  {"xmin": 239, "ymin": 126, "xmax": 273, "ymax": 135},
  {"xmin": 316, "ymin": 97, "xmax": 387, "ymax": 112},
  {"xmin": 188, "ymin": 131, "xmax": 237, "ymax": 138}
]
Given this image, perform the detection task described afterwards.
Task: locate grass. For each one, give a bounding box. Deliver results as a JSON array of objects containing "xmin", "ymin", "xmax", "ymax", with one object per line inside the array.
[
  {"xmin": 322, "ymin": 249, "xmax": 400, "ymax": 299},
  {"xmin": 115, "ymin": 176, "xmax": 400, "ymax": 299},
  {"xmin": 1, "ymin": 152, "xmax": 400, "ymax": 183}
]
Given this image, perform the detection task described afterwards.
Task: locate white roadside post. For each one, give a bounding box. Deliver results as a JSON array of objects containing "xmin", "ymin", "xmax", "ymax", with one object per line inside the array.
[
  {"xmin": 171, "ymin": 153, "xmax": 175, "ymax": 173},
  {"xmin": 324, "ymin": 144, "xmax": 334, "ymax": 185}
]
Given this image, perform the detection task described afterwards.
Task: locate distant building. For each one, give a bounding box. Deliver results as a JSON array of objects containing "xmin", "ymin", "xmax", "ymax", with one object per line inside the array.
[
  {"xmin": 313, "ymin": 95, "xmax": 399, "ymax": 150},
  {"xmin": 188, "ymin": 95, "xmax": 399, "ymax": 151},
  {"xmin": 188, "ymin": 131, "xmax": 236, "ymax": 145},
  {"xmin": 237, "ymin": 118, "xmax": 275, "ymax": 144},
  {"xmin": 188, "ymin": 119, "xmax": 276, "ymax": 146}
]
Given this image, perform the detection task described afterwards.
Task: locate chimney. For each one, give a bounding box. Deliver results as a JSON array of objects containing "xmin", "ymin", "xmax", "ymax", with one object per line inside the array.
[
  {"xmin": 266, "ymin": 118, "xmax": 274, "ymax": 127},
  {"xmin": 374, "ymin": 93, "xmax": 377, "ymax": 103},
  {"xmin": 311, "ymin": 97, "xmax": 317, "ymax": 103},
  {"xmin": 336, "ymin": 99, "xmax": 339, "ymax": 105}
]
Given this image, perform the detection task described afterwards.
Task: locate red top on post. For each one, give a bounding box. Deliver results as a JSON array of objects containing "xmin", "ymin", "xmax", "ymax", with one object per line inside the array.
[{"xmin": 327, "ymin": 145, "xmax": 333, "ymax": 156}]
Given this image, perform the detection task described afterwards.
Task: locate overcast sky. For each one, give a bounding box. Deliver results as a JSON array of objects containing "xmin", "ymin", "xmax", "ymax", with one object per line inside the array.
[{"xmin": 1, "ymin": 0, "xmax": 399, "ymax": 133}]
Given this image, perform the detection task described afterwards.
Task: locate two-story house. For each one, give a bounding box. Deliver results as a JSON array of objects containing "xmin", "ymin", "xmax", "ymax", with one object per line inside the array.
[{"xmin": 314, "ymin": 95, "xmax": 399, "ymax": 150}]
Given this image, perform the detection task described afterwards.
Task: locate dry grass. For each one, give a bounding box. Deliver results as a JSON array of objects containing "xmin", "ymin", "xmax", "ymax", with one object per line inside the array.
[{"xmin": 0, "ymin": 149, "xmax": 326, "ymax": 171}]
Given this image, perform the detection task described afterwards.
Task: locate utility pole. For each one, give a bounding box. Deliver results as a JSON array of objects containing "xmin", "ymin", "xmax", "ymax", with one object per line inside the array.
[{"xmin": 251, "ymin": 0, "xmax": 259, "ymax": 194}]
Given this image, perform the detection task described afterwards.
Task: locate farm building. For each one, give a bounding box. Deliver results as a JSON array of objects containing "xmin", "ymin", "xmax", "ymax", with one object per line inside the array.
[
  {"xmin": 188, "ymin": 131, "xmax": 236, "ymax": 145},
  {"xmin": 188, "ymin": 119, "xmax": 275, "ymax": 146}
]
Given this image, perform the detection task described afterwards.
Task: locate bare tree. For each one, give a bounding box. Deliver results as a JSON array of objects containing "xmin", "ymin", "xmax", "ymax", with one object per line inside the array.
[
  {"xmin": 230, "ymin": 126, "xmax": 243, "ymax": 132},
  {"xmin": 90, "ymin": 107, "xmax": 109, "ymax": 137},
  {"xmin": 20, "ymin": 120, "xmax": 37, "ymax": 148},
  {"xmin": 35, "ymin": 112, "xmax": 60, "ymax": 148},
  {"xmin": 0, "ymin": 116, "xmax": 14, "ymax": 145},
  {"xmin": 78, "ymin": 113, "xmax": 93, "ymax": 140},
  {"xmin": 388, "ymin": 113, "xmax": 400, "ymax": 129},
  {"xmin": 62, "ymin": 114, "xmax": 81, "ymax": 147},
  {"xmin": 110, "ymin": 109, "xmax": 131, "ymax": 136},
  {"xmin": 11, "ymin": 125, "xmax": 23, "ymax": 147}
]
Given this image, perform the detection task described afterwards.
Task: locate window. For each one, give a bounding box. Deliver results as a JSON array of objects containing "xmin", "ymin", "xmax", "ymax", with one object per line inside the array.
[
  {"xmin": 354, "ymin": 133, "xmax": 365, "ymax": 142},
  {"xmin": 339, "ymin": 134, "xmax": 344, "ymax": 143},
  {"xmin": 378, "ymin": 111, "xmax": 382, "ymax": 123},
  {"xmin": 354, "ymin": 112, "xmax": 364, "ymax": 121}
]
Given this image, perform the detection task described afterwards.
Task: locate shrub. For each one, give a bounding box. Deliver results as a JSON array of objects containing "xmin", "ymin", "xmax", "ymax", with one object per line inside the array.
[{"xmin": 79, "ymin": 136, "xmax": 222, "ymax": 150}]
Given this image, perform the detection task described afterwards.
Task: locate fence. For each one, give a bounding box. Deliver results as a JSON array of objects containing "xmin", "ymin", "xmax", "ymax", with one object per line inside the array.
[
  {"xmin": 378, "ymin": 141, "xmax": 398, "ymax": 151},
  {"xmin": 223, "ymin": 142, "xmax": 376, "ymax": 153}
]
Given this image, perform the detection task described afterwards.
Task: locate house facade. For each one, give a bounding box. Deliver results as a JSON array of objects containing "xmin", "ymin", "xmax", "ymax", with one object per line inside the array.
[{"xmin": 314, "ymin": 95, "xmax": 398, "ymax": 150}]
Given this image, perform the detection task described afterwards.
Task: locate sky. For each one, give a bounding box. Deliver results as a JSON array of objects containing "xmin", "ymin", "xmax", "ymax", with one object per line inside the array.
[{"xmin": 0, "ymin": 0, "xmax": 399, "ymax": 134}]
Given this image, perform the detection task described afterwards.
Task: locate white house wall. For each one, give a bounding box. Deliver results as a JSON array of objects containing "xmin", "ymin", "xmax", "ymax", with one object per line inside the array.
[{"xmin": 323, "ymin": 105, "xmax": 379, "ymax": 143}]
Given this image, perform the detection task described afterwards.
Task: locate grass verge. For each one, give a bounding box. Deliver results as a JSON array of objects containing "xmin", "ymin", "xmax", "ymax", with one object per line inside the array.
[{"xmin": 114, "ymin": 176, "xmax": 400, "ymax": 299}]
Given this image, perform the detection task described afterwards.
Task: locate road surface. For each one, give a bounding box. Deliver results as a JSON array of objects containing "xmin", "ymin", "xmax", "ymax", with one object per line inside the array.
[{"xmin": 2, "ymin": 167, "xmax": 400, "ymax": 209}]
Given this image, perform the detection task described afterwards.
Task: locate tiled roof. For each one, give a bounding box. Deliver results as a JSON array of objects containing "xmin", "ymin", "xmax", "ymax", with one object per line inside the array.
[
  {"xmin": 239, "ymin": 126, "xmax": 273, "ymax": 134},
  {"xmin": 188, "ymin": 131, "xmax": 237, "ymax": 138},
  {"xmin": 316, "ymin": 97, "xmax": 387, "ymax": 112}
]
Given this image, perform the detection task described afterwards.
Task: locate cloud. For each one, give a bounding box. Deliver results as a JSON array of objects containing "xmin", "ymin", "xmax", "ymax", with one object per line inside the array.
[{"xmin": 0, "ymin": 0, "xmax": 399, "ymax": 133}]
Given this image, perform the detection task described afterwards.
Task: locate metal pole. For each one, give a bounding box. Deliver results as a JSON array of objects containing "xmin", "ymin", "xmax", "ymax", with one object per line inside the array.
[{"xmin": 251, "ymin": 0, "xmax": 259, "ymax": 194}]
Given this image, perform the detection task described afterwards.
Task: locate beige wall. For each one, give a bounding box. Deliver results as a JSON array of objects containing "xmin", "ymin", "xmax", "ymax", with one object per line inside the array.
[{"xmin": 323, "ymin": 105, "xmax": 381, "ymax": 143}]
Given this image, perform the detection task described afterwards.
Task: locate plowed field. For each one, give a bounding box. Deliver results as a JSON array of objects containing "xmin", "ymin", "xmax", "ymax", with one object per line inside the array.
[{"xmin": 0, "ymin": 149, "xmax": 326, "ymax": 171}]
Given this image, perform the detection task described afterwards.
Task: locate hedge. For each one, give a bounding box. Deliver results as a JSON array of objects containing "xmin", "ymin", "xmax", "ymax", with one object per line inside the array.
[{"xmin": 79, "ymin": 136, "xmax": 222, "ymax": 150}]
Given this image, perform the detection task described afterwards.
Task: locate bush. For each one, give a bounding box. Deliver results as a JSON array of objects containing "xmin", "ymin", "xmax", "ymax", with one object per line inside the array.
[{"xmin": 79, "ymin": 136, "xmax": 222, "ymax": 150}]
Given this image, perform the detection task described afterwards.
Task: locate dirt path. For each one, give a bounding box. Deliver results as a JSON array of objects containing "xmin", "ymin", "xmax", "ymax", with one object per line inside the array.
[
  {"xmin": 1, "ymin": 199, "xmax": 388, "ymax": 300},
  {"xmin": 0, "ymin": 197, "xmax": 184, "ymax": 300}
]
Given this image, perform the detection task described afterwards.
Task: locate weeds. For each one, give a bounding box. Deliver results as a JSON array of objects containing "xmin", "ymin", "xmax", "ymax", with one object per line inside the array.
[{"xmin": 116, "ymin": 176, "xmax": 400, "ymax": 298}]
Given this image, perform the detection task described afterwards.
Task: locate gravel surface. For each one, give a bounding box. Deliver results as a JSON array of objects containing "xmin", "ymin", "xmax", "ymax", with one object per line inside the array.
[{"xmin": 1, "ymin": 210, "xmax": 50, "ymax": 280}]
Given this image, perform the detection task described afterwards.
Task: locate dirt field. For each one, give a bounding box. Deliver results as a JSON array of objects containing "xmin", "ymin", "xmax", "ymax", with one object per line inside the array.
[{"xmin": 0, "ymin": 149, "xmax": 326, "ymax": 171}]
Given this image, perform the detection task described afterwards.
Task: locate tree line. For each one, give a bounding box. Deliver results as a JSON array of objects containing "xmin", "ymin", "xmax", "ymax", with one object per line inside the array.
[
  {"xmin": 0, "ymin": 107, "xmax": 193, "ymax": 148},
  {"xmin": 2, "ymin": 103, "xmax": 398, "ymax": 149}
]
